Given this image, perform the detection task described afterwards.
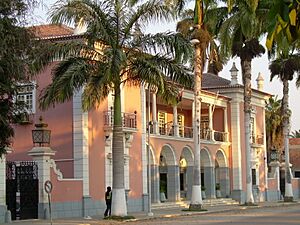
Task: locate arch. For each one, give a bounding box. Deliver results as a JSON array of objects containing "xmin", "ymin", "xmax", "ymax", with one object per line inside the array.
[
  {"xmin": 200, "ymin": 148, "xmax": 212, "ymax": 167},
  {"xmin": 160, "ymin": 144, "xmax": 177, "ymax": 166},
  {"xmin": 215, "ymin": 149, "xmax": 227, "ymax": 168},
  {"xmin": 180, "ymin": 146, "xmax": 194, "ymax": 167}
]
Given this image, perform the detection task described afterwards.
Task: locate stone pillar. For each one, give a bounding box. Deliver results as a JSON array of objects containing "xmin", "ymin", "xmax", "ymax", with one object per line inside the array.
[
  {"xmin": 0, "ymin": 151, "xmax": 10, "ymax": 223},
  {"xmin": 186, "ymin": 166, "xmax": 194, "ymax": 200},
  {"xmin": 152, "ymin": 93, "xmax": 158, "ymax": 134},
  {"xmin": 151, "ymin": 165, "xmax": 160, "ymax": 203},
  {"xmin": 167, "ymin": 166, "xmax": 180, "ymax": 201},
  {"xmin": 269, "ymin": 161, "xmax": 281, "ymax": 200},
  {"xmin": 219, "ymin": 167, "xmax": 230, "ymax": 197},
  {"xmin": 208, "ymin": 104, "xmax": 213, "ymax": 140},
  {"xmin": 28, "ymin": 147, "xmax": 55, "ymax": 219},
  {"xmin": 204, "ymin": 167, "xmax": 216, "ymax": 198},
  {"xmin": 173, "ymin": 106, "xmax": 179, "ymax": 137}
]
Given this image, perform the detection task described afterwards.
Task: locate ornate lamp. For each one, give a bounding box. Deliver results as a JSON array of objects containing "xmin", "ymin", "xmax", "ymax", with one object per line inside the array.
[
  {"xmin": 32, "ymin": 116, "xmax": 51, "ymax": 146},
  {"xmin": 270, "ymin": 147, "xmax": 279, "ymax": 161}
]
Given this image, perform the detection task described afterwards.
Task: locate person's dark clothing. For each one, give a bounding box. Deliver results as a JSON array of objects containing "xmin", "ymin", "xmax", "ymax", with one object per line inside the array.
[{"xmin": 104, "ymin": 187, "xmax": 112, "ymax": 217}]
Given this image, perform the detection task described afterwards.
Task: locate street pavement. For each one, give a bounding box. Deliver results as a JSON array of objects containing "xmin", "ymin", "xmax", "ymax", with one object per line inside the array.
[{"xmin": 4, "ymin": 201, "xmax": 300, "ymax": 225}]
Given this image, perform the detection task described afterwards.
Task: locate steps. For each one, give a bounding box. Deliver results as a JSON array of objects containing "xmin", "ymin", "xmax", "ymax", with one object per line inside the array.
[{"xmin": 152, "ymin": 198, "xmax": 239, "ymax": 210}]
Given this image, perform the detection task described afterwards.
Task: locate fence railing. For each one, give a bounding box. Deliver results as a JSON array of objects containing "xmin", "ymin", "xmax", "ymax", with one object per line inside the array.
[{"xmin": 104, "ymin": 110, "xmax": 137, "ymax": 129}]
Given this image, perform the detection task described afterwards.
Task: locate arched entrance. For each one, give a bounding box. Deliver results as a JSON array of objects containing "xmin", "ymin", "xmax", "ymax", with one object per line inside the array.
[
  {"xmin": 147, "ymin": 145, "xmax": 160, "ymax": 203},
  {"xmin": 200, "ymin": 148, "xmax": 214, "ymax": 198},
  {"xmin": 215, "ymin": 150, "xmax": 230, "ymax": 197},
  {"xmin": 179, "ymin": 146, "xmax": 194, "ymax": 200},
  {"xmin": 159, "ymin": 145, "xmax": 179, "ymax": 202}
]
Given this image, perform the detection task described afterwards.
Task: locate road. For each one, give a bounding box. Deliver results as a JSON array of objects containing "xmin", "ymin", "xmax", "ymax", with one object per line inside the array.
[{"xmin": 125, "ymin": 204, "xmax": 300, "ymax": 225}]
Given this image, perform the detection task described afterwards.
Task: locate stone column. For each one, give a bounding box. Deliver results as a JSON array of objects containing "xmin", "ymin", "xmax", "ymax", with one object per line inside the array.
[
  {"xmin": 186, "ymin": 166, "xmax": 194, "ymax": 200},
  {"xmin": 28, "ymin": 147, "xmax": 55, "ymax": 219},
  {"xmin": 173, "ymin": 106, "xmax": 179, "ymax": 137},
  {"xmin": 0, "ymin": 150, "xmax": 10, "ymax": 223},
  {"xmin": 269, "ymin": 161, "xmax": 281, "ymax": 201},
  {"xmin": 204, "ymin": 167, "xmax": 216, "ymax": 198},
  {"xmin": 219, "ymin": 167, "xmax": 230, "ymax": 197},
  {"xmin": 151, "ymin": 165, "xmax": 160, "ymax": 203},
  {"xmin": 167, "ymin": 166, "xmax": 180, "ymax": 201},
  {"xmin": 152, "ymin": 93, "xmax": 158, "ymax": 134},
  {"xmin": 208, "ymin": 104, "xmax": 213, "ymax": 141}
]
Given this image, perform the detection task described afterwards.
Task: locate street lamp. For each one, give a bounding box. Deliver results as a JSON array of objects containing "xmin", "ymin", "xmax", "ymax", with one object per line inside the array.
[{"xmin": 32, "ymin": 116, "xmax": 51, "ymax": 146}]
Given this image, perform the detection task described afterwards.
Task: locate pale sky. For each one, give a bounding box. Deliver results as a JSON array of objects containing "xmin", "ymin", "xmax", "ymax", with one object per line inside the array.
[{"xmin": 33, "ymin": 0, "xmax": 300, "ymax": 132}]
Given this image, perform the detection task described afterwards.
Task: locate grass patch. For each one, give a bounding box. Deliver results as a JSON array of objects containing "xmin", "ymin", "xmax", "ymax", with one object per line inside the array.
[
  {"xmin": 104, "ymin": 215, "xmax": 135, "ymax": 221},
  {"xmin": 182, "ymin": 208, "xmax": 208, "ymax": 212}
]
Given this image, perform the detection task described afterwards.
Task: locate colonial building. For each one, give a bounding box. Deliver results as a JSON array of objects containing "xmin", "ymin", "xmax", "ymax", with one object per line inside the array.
[{"xmin": 0, "ymin": 24, "xmax": 299, "ymax": 222}]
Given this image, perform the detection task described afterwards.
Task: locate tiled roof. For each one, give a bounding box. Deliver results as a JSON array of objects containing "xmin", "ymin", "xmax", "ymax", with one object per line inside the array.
[
  {"xmin": 202, "ymin": 73, "xmax": 231, "ymax": 88},
  {"xmin": 29, "ymin": 24, "xmax": 74, "ymax": 38}
]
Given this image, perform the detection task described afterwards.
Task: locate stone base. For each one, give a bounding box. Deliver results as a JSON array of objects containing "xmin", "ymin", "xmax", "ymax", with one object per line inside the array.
[
  {"xmin": 284, "ymin": 196, "xmax": 294, "ymax": 202},
  {"xmin": 231, "ymin": 190, "xmax": 245, "ymax": 204},
  {"xmin": 142, "ymin": 194, "xmax": 149, "ymax": 212},
  {"xmin": 189, "ymin": 204, "xmax": 203, "ymax": 210},
  {"xmin": 83, "ymin": 196, "xmax": 92, "ymax": 218}
]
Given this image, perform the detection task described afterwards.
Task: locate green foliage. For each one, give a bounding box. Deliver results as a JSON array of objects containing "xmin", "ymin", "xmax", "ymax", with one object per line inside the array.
[
  {"xmin": 0, "ymin": 0, "xmax": 38, "ymax": 156},
  {"xmin": 290, "ymin": 130, "xmax": 300, "ymax": 138}
]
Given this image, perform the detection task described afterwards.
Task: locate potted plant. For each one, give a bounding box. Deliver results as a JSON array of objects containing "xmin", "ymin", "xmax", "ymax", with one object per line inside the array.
[
  {"xmin": 201, "ymin": 186, "xmax": 206, "ymax": 199},
  {"xmin": 216, "ymin": 183, "xmax": 221, "ymax": 198}
]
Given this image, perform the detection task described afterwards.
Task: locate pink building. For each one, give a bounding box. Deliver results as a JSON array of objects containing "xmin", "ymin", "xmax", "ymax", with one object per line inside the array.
[{"xmin": 0, "ymin": 25, "xmax": 298, "ymax": 222}]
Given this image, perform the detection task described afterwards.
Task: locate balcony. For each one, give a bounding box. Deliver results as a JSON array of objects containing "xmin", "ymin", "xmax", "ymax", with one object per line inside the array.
[
  {"xmin": 104, "ymin": 110, "xmax": 137, "ymax": 130},
  {"xmin": 213, "ymin": 131, "xmax": 228, "ymax": 142}
]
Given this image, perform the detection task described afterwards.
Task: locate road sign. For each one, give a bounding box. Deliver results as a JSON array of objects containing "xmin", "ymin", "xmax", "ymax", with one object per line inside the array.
[{"xmin": 44, "ymin": 180, "xmax": 53, "ymax": 194}]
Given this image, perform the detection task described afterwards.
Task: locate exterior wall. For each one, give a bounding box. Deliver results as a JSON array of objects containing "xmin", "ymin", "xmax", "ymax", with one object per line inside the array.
[
  {"xmin": 290, "ymin": 138, "xmax": 300, "ymax": 173},
  {"xmin": 10, "ymin": 63, "xmax": 74, "ymax": 178},
  {"xmin": 213, "ymin": 108, "xmax": 224, "ymax": 131}
]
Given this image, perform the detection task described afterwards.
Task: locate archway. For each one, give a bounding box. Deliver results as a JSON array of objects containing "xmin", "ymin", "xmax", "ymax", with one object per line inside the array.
[
  {"xmin": 215, "ymin": 149, "xmax": 230, "ymax": 197},
  {"xmin": 159, "ymin": 145, "xmax": 179, "ymax": 202},
  {"xmin": 179, "ymin": 146, "xmax": 194, "ymax": 200},
  {"xmin": 146, "ymin": 144, "xmax": 159, "ymax": 203},
  {"xmin": 200, "ymin": 148, "xmax": 214, "ymax": 198}
]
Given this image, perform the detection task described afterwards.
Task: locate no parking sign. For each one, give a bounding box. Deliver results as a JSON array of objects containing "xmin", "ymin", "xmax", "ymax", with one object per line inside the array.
[{"xmin": 44, "ymin": 180, "xmax": 53, "ymax": 225}]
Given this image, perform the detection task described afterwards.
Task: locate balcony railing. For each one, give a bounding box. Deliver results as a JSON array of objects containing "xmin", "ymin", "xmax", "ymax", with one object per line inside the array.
[
  {"xmin": 182, "ymin": 126, "xmax": 193, "ymax": 138},
  {"xmin": 213, "ymin": 131, "xmax": 228, "ymax": 142},
  {"xmin": 200, "ymin": 129, "xmax": 212, "ymax": 141},
  {"xmin": 104, "ymin": 110, "xmax": 137, "ymax": 129}
]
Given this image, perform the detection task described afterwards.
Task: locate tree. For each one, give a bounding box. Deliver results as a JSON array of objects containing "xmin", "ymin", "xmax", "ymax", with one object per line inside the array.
[
  {"xmin": 0, "ymin": 0, "xmax": 38, "ymax": 155},
  {"xmin": 269, "ymin": 52, "xmax": 300, "ymax": 201},
  {"xmin": 31, "ymin": 0, "xmax": 193, "ymax": 216},
  {"xmin": 265, "ymin": 96, "xmax": 284, "ymax": 157},
  {"xmin": 218, "ymin": 0, "xmax": 268, "ymax": 204},
  {"xmin": 290, "ymin": 129, "xmax": 300, "ymax": 138}
]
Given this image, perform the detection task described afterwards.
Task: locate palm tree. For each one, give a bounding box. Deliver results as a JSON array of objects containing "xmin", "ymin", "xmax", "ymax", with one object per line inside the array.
[
  {"xmin": 265, "ymin": 96, "xmax": 284, "ymax": 159},
  {"xmin": 31, "ymin": 0, "xmax": 193, "ymax": 216},
  {"xmin": 267, "ymin": 0, "xmax": 300, "ymax": 202},
  {"xmin": 218, "ymin": 0, "xmax": 268, "ymax": 204},
  {"xmin": 290, "ymin": 130, "xmax": 300, "ymax": 138},
  {"xmin": 269, "ymin": 52, "xmax": 300, "ymax": 202}
]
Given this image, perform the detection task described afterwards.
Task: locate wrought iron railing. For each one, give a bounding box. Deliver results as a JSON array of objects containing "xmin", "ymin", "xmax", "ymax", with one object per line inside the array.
[
  {"xmin": 104, "ymin": 110, "xmax": 137, "ymax": 129},
  {"xmin": 213, "ymin": 131, "xmax": 228, "ymax": 142},
  {"xmin": 182, "ymin": 126, "xmax": 193, "ymax": 138},
  {"xmin": 200, "ymin": 129, "xmax": 212, "ymax": 141}
]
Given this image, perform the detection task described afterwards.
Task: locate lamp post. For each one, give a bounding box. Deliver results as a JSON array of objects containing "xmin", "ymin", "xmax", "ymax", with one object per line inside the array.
[
  {"xmin": 32, "ymin": 116, "xmax": 51, "ymax": 146},
  {"xmin": 147, "ymin": 87, "xmax": 153, "ymax": 216}
]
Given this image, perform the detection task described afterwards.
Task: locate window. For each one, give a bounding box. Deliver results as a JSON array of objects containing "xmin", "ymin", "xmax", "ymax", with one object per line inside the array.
[
  {"xmin": 16, "ymin": 83, "xmax": 36, "ymax": 113},
  {"xmin": 250, "ymin": 117, "xmax": 255, "ymax": 143},
  {"xmin": 158, "ymin": 111, "xmax": 166, "ymax": 135},
  {"xmin": 295, "ymin": 171, "xmax": 300, "ymax": 178},
  {"xmin": 178, "ymin": 114, "xmax": 184, "ymax": 137},
  {"xmin": 252, "ymin": 168, "xmax": 257, "ymax": 185}
]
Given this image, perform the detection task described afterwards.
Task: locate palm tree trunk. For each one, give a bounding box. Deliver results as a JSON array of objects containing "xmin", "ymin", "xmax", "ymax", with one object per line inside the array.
[
  {"xmin": 111, "ymin": 83, "xmax": 127, "ymax": 216},
  {"xmin": 241, "ymin": 59, "xmax": 254, "ymax": 204},
  {"xmin": 189, "ymin": 24, "xmax": 203, "ymax": 210},
  {"xmin": 282, "ymin": 79, "xmax": 293, "ymax": 201}
]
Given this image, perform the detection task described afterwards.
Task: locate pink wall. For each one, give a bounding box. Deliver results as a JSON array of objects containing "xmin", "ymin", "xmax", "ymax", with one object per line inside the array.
[
  {"xmin": 9, "ymin": 63, "xmax": 74, "ymax": 178},
  {"xmin": 50, "ymin": 170, "xmax": 83, "ymax": 202},
  {"xmin": 290, "ymin": 138, "xmax": 300, "ymax": 170},
  {"xmin": 213, "ymin": 108, "xmax": 224, "ymax": 132}
]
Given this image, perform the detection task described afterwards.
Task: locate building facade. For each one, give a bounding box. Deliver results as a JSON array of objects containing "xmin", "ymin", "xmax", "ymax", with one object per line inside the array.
[{"xmin": 0, "ymin": 25, "xmax": 299, "ymax": 222}]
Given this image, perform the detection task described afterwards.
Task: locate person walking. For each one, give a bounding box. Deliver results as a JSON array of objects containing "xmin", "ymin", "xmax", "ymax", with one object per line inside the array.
[{"xmin": 104, "ymin": 186, "xmax": 112, "ymax": 217}]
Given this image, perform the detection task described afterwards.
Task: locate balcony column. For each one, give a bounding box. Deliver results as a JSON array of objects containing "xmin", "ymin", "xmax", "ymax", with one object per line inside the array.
[
  {"xmin": 223, "ymin": 107, "xmax": 228, "ymax": 141},
  {"xmin": 152, "ymin": 93, "xmax": 158, "ymax": 134},
  {"xmin": 173, "ymin": 105, "xmax": 179, "ymax": 137},
  {"xmin": 208, "ymin": 104, "xmax": 214, "ymax": 141}
]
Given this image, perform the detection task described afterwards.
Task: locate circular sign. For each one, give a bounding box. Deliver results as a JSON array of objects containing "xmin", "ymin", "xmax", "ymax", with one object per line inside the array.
[{"xmin": 44, "ymin": 180, "xmax": 53, "ymax": 194}]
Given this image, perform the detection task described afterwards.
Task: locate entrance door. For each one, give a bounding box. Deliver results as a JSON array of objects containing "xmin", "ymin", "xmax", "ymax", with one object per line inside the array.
[
  {"xmin": 160, "ymin": 173, "xmax": 168, "ymax": 199},
  {"xmin": 6, "ymin": 161, "xmax": 39, "ymax": 220}
]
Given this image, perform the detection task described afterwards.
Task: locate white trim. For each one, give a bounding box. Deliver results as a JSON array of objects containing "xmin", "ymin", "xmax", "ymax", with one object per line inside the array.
[{"xmin": 141, "ymin": 85, "xmax": 148, "ymax": 194}]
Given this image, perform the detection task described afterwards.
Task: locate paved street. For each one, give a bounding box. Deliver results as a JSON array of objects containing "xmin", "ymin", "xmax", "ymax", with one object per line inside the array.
[{"xmin": 5, "ymin": 202, "xmax": 300, "ymax": 225}]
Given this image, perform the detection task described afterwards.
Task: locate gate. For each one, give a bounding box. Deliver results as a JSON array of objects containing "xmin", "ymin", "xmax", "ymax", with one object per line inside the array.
[{"xmin": 6, "ymin": 161, "xmax": 38, "ymax": 220}]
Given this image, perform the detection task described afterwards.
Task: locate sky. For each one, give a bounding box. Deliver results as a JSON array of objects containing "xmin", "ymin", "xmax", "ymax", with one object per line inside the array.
[{"xmin": 32, "ymin": 0, "xmax": 300, "ymax": 132}]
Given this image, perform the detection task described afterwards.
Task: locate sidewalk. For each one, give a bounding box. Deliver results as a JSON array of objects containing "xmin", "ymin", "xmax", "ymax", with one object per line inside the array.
[{"xmin": 5, "ymin": 201, "xmax": 300, "ymax": 225}]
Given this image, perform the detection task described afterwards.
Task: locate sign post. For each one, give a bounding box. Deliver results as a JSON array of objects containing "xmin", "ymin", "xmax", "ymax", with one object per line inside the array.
[{"xmin": 44, "ymin": 180, "xmax": 53, "ymax": 225}]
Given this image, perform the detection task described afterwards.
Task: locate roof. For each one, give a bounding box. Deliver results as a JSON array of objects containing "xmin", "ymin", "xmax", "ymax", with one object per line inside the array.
[
  {"xmin": 29, "ymin": 24, "xmax": 74, "ymax": 38},
  {"xmin": 202, "ymin": 73, "xmax": 231, "ymax": 88}
]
